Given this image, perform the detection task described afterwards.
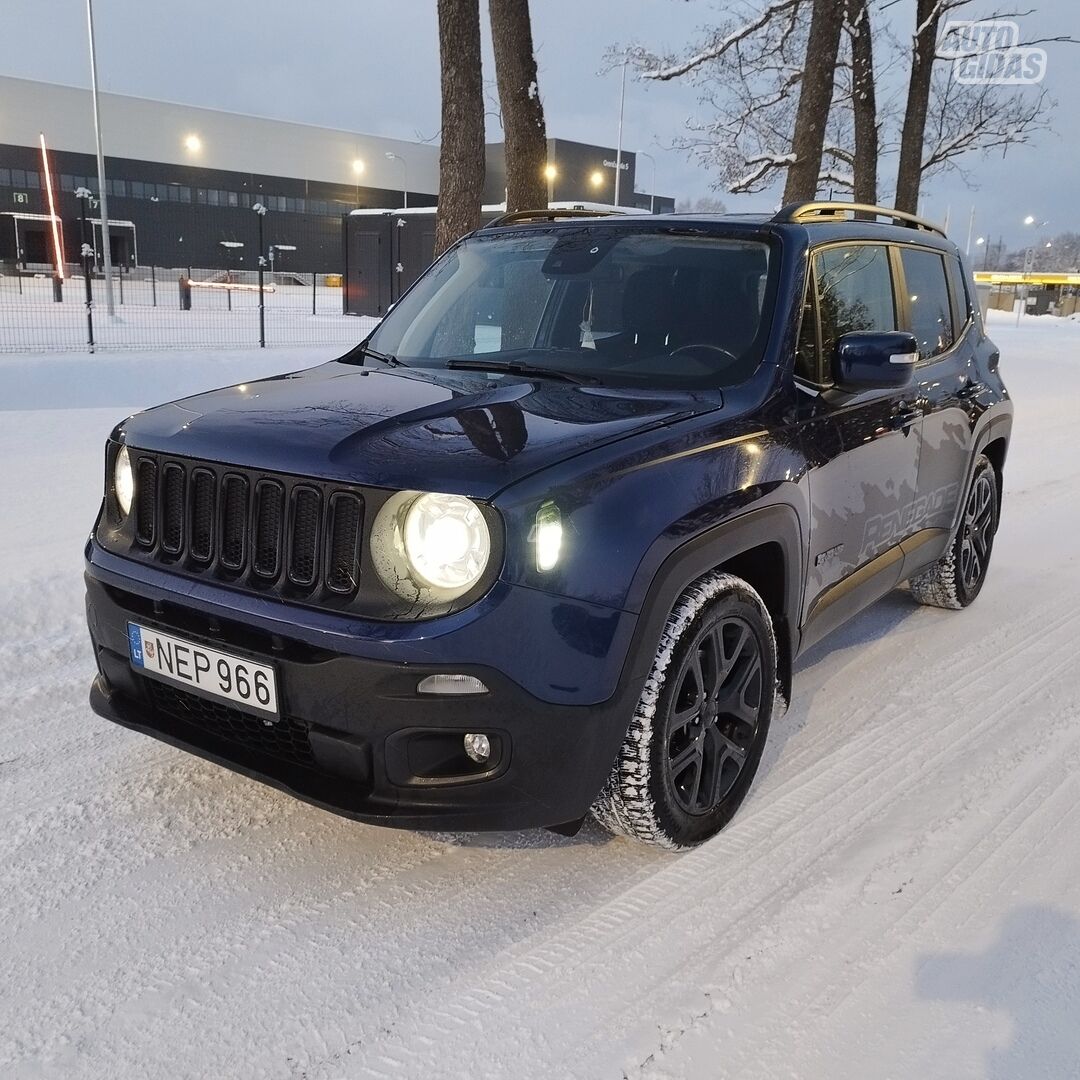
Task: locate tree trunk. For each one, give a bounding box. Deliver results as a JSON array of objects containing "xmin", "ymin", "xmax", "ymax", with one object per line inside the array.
[
  {"xmin": 434, "ymin": 0, "xmax": 486, "ymax": 256},
  {"xmin": 489, "ymin": 0, "xmax": 548, "ymax": 212},
  {"xmin": 782, "ymin": 0, "xmax": 844, "ymax": 204},
  {"xmin": 847, "ymin": 0, "xmax": 878, "ymax": 205},
  {"xmin": 895, "ymin": 0, "xmax": 939, "ymax": 214}
]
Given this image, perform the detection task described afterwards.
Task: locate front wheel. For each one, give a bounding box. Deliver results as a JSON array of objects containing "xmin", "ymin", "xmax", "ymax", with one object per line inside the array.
[
  {"xmin": 909, "ymin": 454, "xmax": 999, "ymax": 610},
  {"xmin": 591, "ymin": 572, "xmax": 776, "ymax": 849}
]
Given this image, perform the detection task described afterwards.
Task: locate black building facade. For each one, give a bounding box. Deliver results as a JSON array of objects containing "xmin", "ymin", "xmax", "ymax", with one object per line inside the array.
[{"xmin": 0, "ymin": 141, "xmax": 435, "ymax": 275}]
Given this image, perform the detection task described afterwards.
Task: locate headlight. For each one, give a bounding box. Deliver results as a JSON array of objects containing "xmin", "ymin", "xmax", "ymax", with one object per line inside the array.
[
  {"xmin": 371, "ymin": 490, "xmax": 491, "ymax": 602},
  {"xmin": 114, "ymin": 446, "xmax": 134, "ymax": 516}
]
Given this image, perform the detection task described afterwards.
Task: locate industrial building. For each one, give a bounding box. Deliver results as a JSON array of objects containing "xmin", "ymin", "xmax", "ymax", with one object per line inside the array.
[{"xmin": 0, "ymin": 75, "xmax": 673, "ymax": 290}]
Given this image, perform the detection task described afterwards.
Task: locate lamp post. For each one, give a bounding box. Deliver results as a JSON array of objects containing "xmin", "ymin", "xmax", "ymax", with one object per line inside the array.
[
  {"xmin": 1018, "ymin": 215, "xmax": 1049, "ymax": 325},
  {"xmin": 85, "ymin": 0, "xmax": 115, "ymax": 316},
  {"xmin": 385, "ymin": 152, "xmax": 408, "ymax": 208},
  {"xmin": 253, "ymin": 202, "xmax": 267, "ymax": 347},
  {"xmin": 614, "ymin": 56, "xmax": 627, "ymax": 207},
  {"xmin": 638, "ymin": 150, "xmax": 657, "ymax": 214}
]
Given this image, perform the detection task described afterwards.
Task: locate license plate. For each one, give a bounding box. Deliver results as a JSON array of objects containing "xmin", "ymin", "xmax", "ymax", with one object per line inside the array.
[{"xmin": 127, "ymin": 622, "xmax": 278, "ymax": 716}]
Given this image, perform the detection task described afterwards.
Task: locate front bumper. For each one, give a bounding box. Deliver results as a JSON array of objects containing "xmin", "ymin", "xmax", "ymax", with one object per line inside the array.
[{"xmin": 84, "ymin": 551, "xmax": 647, "ymax": 832}]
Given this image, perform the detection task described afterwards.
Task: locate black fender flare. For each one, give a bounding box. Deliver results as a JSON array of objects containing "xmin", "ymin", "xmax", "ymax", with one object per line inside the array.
[
  {"xmin": 617, "ymin": 503, "xmax": 805, "ymax": 706},
  {"xmin": 950, "ymin": 406, "xmax": 1013, "ymax": 538}
]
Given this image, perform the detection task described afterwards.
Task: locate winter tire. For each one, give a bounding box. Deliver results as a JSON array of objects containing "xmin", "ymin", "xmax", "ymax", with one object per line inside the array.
[
  {"xmin": 909, "ymin": 454, "xmax": 999, "ymax": 610},
  {"xmin": 591, "ymin": 572, "xmax": 776, "ymax": 850}
]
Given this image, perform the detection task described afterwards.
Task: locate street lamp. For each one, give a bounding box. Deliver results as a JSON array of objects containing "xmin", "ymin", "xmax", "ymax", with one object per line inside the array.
[
  {"xmin": 544, "ymin": 163, "xmax": 557, "ymax": 206},
  {"xmin": 184, "ymin": 133, "xmax": 202, "ymax": 153},
  {"xmin": 1018, "ymin": 215, "xmax": 1049, "ymax": 324},
  {"xmin": 385, "ymin": 152, "xmax": 408, "ymax": 209},
  {"xmin": 589, "ymin": 170, "xmax": 604, "ymax": 191},
  {"xmin": 85, "ymin": 0, "xmax": 115, "ymax": 315}
]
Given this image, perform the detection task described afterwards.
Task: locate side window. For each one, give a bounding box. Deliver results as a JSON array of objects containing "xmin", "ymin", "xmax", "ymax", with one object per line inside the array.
[
  {"xmin": 900, "ymin": 248, "xmax": 955, "ymax": 360},
  {"xmin": 815, "ymin": 245, "xmax": 897, "ymax": 364},
  {"xmin": 947, "ymin": 255, "xmax": 973, "ymax": 339}
]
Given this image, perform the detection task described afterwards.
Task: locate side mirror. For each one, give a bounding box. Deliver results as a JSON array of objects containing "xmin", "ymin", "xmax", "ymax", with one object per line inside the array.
[{"xmin": 833, "ymin": 331, "xmax": 918, "ymax": 392}]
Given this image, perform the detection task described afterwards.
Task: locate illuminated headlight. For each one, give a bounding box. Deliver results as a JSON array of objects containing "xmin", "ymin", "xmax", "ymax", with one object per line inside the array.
[
  {"xmin": 371, "ymin": 490, "xmax": 491, "ymax": 602},
  {"xmin": 114, "ymin": 445, "xmax": 134, "ymax": 516},
  {"xmin": 532, "ymin": 501, "xmax": 562, "ymax": 571}
]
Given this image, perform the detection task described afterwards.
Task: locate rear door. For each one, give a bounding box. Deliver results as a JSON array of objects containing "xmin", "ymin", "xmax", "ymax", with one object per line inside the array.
[
  {"xmin": 795, "ymin": 242, "xmax": 922, "ymax": 637},
  {"xmin": 899, "ymin": 246, "xmax": 977, "ymax": 559}
]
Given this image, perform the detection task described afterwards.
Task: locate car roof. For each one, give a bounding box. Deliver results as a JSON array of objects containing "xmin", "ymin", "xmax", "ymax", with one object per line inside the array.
[{"xmin": 479, "ymin": 203, "xmax": 958, "ymax": 254}]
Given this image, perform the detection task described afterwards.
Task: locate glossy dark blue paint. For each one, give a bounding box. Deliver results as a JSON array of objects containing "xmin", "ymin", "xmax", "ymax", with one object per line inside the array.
[
  {"xmin": 833, "ymin": 330, "xmax": 918, "ymax": 391},
  {"xmin": 85, "ymin": 211, "xmax": 1014, "ymax": 831}
]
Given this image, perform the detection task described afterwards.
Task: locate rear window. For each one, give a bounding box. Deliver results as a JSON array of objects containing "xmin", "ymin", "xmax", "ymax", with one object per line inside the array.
[
  {"xmin": 366, "ymin": 229, "xmax": 778, "ymax": 390},
  {"xmin": 947, "ymin": 255, "xmax": 973, "ymax": 339}
]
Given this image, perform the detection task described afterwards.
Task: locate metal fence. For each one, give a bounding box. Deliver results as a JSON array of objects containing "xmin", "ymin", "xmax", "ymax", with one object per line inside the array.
[{"xmin": 0, "ymin": 263, "xmax": 375, "ymax": 353}]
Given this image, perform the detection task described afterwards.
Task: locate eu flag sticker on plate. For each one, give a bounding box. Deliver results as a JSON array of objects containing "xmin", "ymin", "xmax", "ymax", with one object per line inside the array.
[{"xmin": 128, "ymin": 623, "xmax": 144, "ymax": 667}]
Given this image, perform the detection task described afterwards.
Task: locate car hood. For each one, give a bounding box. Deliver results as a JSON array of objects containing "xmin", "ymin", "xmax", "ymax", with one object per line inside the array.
[{"xmin": 117, "ymin": 361, "xmax": 722, "ymax": 498}]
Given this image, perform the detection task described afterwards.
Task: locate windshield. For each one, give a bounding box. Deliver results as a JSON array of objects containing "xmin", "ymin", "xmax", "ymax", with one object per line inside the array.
[{"xmin": 364, "ymin": 228, "xmax": 777, "ymax": 389}]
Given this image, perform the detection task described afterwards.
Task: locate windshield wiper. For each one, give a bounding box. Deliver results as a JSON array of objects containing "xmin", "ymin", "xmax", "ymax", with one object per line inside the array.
[
  {"xmin": 353, "ymin": 344, "xmax": 406, "ymax": 368},
  {"xmin": 445, "ymin": 359, "xmax": 598, "ymax": 385}
]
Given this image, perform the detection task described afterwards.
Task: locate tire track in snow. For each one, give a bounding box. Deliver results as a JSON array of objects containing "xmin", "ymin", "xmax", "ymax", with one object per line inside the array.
[{"xmin": 301, "ymin": 598, "xmax": 1080, "ymax": 1079}]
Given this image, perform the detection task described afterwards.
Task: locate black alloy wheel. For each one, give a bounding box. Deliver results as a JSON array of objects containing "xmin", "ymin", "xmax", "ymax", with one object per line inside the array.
[
  {"xmin": 960, "ymin": 469, "xmax": 996, "ymax": 594},
  {"xmin": 665, "ymin": 614, "xmax": 763, "ymax": 816}
]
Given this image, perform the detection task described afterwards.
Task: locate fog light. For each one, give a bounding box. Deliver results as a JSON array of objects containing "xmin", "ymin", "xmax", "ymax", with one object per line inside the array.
[
  {"xmin": 463, "ymin": 732, "xmax": 491, "ymax": 764},
  {"xmin": 533, "ymin": 500, "xmax": 563, "ymax": 572},
  {"xmin": 417, "ymin": 674, "xmax": 489, "ymax": 696}
]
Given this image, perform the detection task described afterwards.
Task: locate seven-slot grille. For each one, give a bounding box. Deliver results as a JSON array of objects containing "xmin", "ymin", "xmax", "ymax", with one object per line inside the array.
[{"xmin": 128, "ymin": 451, "xmax": 364, "ymax": 598}]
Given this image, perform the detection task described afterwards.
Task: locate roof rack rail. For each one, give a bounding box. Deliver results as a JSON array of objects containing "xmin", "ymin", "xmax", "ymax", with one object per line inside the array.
[
  {"xmin": 773, "ymin": 201, "xmax": 946, "ymax": 238},
  {"xmin": 484, "ymin": 208, "xmax": 615, "ymax": 229}
]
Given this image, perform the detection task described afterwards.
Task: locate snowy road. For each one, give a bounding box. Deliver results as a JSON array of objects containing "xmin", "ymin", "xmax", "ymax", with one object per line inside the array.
[{"xmin": 2, "ymin": 313, "xmax": 1079, "ymax": 1079}]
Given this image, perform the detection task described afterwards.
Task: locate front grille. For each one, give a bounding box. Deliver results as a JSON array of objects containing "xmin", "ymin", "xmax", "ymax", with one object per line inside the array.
[
  {"xmin": 128, "ymin": 452, "xmax": 365, "ymax": 600},
  {"xmin": 145, "ymin": 677, "xmax": 315, "ymax": 769},
  {"xmin": 288, "ymin": 487, "xmax": 322, "ymax": 587},
  {"xmin": 220, "ymin": 474, "xmax": 250, "ymax": 572},
  {"xmin": 135, "ymin": 459, "xmax": 158, "ymax": 545},
  {"xmin": 160, "ymin": 464, "xmax": 185, "ymax": 554},
  {"xmin": 189, "ymin": 469, "xmax": 215, "ymax": 562}
]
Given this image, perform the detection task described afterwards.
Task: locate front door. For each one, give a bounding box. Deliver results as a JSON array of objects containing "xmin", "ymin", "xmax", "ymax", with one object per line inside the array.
[{"xmin": 794, "ymin": 243, "xmax": 922, "ymax": 642}]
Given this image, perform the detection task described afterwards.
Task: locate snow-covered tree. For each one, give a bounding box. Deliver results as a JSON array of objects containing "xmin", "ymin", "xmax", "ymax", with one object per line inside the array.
[{"xmin": 618, "ymin": 0, "xmax": 1073, "ymax": 211}]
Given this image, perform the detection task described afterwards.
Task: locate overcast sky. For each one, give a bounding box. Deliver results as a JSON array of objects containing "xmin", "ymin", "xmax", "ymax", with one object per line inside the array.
[{"xmin": 5, "ymin": 0, "xmax": 1077, "ymax": 249}]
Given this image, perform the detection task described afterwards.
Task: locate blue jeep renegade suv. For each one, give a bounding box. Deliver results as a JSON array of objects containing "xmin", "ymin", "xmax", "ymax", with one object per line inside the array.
[{"xmin": 85, "ymin": 202, "xmax": 1012, "ymax": 848}]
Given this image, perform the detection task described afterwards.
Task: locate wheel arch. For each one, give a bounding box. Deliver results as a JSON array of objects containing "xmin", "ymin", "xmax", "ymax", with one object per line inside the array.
[{"xmin": 622, "ymin": 504, "xmax": 804, "ymax": 706}]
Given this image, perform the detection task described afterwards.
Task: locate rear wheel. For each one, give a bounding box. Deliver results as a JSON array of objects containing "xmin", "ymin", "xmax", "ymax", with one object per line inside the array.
[
  {"xmin": 909, "ymin": 454, "xmax": 999, "ymax": 610},
  {"xmin": 591, "ymin": 572, "xmax": 776, "ymax": 849}
]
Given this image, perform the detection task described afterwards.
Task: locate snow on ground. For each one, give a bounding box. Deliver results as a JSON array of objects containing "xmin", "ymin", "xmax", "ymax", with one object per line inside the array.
[{"xmin": 1, "ymin": 310, "xmax": 1079, "ymax": 1079}]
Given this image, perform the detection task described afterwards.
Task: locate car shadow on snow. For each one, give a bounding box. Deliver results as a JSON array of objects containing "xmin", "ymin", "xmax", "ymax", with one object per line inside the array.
[{"xmin": 917, "ymin": 906, "xmax": 1080, "ymax": 1078}]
